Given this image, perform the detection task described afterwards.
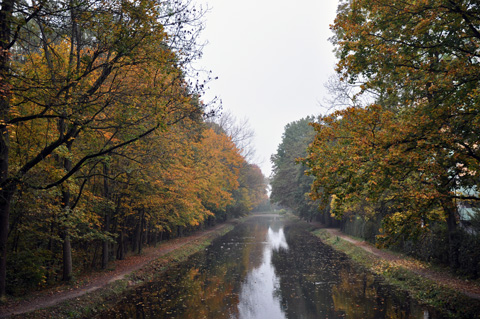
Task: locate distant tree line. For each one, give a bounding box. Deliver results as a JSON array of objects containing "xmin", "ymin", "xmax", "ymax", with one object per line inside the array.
[{"xmin": 270, "ymin": 117, "xmax": 339, "ymax": 227}]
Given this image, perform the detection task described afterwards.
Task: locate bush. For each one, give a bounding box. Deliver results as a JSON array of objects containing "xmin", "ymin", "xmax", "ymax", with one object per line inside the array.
[
  {"xmin": 456, "ymin": 231, "xmax": 480, "ymax": 278},
  {"xmin": 401, "ymin": 223, "xmax": 480, "ymax": 278},
  {"xmin": 6, "ymin": 249, "xmax": 50, "ymax": 296}
]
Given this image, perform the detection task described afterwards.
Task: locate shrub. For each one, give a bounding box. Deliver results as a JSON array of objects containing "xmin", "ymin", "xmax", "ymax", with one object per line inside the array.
[{"xmin": 6, "ymin": 249, "xmax": 50, "ymax": 295}]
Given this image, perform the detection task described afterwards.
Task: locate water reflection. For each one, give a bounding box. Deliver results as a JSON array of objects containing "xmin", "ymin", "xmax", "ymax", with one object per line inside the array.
[
  {"xmin": 93, "ymin": 215, "xmax": 444, "ymax": 319},
  {"xmin": 236, "ymin": 226, "xmax": 288, "ymax": 319},
  {"xmin": 267, "ymin": 227, "xmax": 289, "ymax": 251},
  {"xmin": 271, "ymin": 224, "xmax": 439, "ymax": 319}
]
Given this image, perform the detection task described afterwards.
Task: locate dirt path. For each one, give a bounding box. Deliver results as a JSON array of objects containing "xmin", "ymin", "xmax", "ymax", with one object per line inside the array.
[
  {"xmin": 0, "ymin": 222, "xmax": 231, "ymax": 318},
  {"xmin": 317, "ymin": 226, "xmax": 480, "ymax": 300}
]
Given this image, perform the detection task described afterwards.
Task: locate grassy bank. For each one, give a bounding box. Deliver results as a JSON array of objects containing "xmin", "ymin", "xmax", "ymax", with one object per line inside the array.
[
  {"xmin": 14, "ymin": 223, "xmax": 235, "ymax": 319},
  {"xmin": 313, "ymin": 228, "xmax": 480, "ymax": 319}
]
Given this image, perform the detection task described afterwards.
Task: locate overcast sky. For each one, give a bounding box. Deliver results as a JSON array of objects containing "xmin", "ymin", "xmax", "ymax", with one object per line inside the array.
[{"xmin": 194, "ymin": 0, "xmax": 339, "ymax": 177}]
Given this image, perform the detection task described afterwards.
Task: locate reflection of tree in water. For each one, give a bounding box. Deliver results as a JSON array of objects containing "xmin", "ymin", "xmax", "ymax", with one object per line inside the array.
[
  {"xmin": 331, "ymin": 267, "xmax": 419, "ymax": 318},
  {"xmin": 94, "ymin": 217, "xmax": 438, "ymax": 319},
  {"xmin": 95, "ymin": 223, "xmax": 254, "ymax": 319},
  {"xmin": 94, "ymin": 216, "xmax": 286, "ymax": 319},
  {"xmin": 240, "ymin": 223, "xmax": 269, "ymax": 270},
  {"xmin": 272, "ymin": 224, "xmax": 344, "ymax": 318},
  {"xmin": 271, "ymin": 224, "xmax": 432, "ymax": 319}
]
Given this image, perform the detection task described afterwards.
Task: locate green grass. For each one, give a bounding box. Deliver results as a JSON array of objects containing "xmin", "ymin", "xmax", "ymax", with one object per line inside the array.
[
  {"xmin": 313, "ymin": 229, "xmax": 375, "ymax": 266},
  {"xmin": 313, "ymin": 228, "xmax": 480, "ymax": 319}
]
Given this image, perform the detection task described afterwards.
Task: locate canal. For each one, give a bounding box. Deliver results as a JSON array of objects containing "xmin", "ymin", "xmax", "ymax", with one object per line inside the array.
[{"xmin": 94, "ymin": 215, "xmax": 441, "ymax": 318}]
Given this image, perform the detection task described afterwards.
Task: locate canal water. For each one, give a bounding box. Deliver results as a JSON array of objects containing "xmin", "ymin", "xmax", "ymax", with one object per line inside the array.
[{"xmin": 95, "ymin": 215, "xmax": 441, "ymax": 318}]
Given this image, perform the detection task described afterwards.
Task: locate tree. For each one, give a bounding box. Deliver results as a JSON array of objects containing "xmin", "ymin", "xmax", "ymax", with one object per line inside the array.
[
  {"xmin": 305, "ymin": 106, "xmax": 446, "ymax": 240},
  {"xmin": 270, "ymin": 117, "xmax": 319, "ymax": 221},
  {"xmin": 196, "ymin": 128, "xmax": 243, "ymax": 218},
  {"xmin": 207, "ymin": 110, "xmax": 267, "ymax": 217},
  {"xmin": 208, "ymin": 110, "xmax": 256, "ymax": 162},
  {"xmin": 306, "ymin": 0, "xmax": 480, "ymax": 267},
  {"xmin": 228, "ymin": 163, "xmax": 268, "ymax": 217},
  {"xmin": 331, "ymin": 0, "xmax": 480, "ymax": 212},
  {"xmin": 0, "ymin": 0, "xmax": 206, "ymax": 297}
]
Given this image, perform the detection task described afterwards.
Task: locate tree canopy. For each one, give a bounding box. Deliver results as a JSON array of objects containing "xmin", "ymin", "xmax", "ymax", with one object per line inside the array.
[{"xmin": 304, "ymin": 0, "xmax": 480, "ymax": 269}]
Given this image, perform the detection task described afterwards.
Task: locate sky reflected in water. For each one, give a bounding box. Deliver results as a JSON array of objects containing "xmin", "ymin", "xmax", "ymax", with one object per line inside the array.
[{"xmin": 237, "ymin": 226, "xmax": 288, "ymax": 319}]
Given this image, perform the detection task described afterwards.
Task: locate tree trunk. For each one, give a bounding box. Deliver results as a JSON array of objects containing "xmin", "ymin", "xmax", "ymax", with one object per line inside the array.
[
  {"xmin": 441, "ymin": 197, "xmax": 459, "ymax": 269},
  {"xmin": 102, "ymin": 163, "xmax": 110, "ymax": 269},
  {"xmin": 134, "ymin": 210, "xmax": 145, "ymax": 254},
  {"xmin": 117, "ymin": 228, "xmax": 125, "ymax": 260},
  {"xmin": 59, "ymin": 118, "xmax": 73, "ymax": 281},
  {"xmin": 138, "ymin": 216, "xmax": 145, "ymax": 255},
  {"xmin": 133, "ymin": 220, "xmax": 140, "ymax": 253},
  {"xmin": 60, "ymin": 187, "xmax": 73, "ymax": 281},
  {"xmin": 62, "ymin": 233, "xmax": 73, "ymax": 281},
  {"xmin": 0, "ymin": 0, "xmax": 14, "ymax": 299},
  {"xmin": 91, "ymin": 242, "xmax": 98, "ymax": 269},
  {"xmin": 177, "ymin": 225, "xmax": 184, "ymax": 238},
  {"xmin": 0, "ymin": 188, "xmax": 14, "ymax": 298},
  {"xmin": 0, "ymin": 104, "xmax": 12, "ymax": 297},
  {"xmin": 102, "ymin": 213, "xmax": 110, "ymax": 269},
  {"xmin": 146, "ymin": 223, "xmax": 151, "ymax": 246}
]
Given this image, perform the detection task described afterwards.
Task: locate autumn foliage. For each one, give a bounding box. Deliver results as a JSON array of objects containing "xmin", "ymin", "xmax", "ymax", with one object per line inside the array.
[
  {"xmin": 303, "ymin": 0, "xmax": 480, "ymax": 273},
  {"xmin": 0, "ymin": 0, "xmax": 267, "ymax": 296}
]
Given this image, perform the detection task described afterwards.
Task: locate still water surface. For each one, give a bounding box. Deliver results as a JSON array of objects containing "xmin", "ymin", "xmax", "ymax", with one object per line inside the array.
[{"xmin": 95, "ymin": 215, "xmax": 441, "ymax": 318}]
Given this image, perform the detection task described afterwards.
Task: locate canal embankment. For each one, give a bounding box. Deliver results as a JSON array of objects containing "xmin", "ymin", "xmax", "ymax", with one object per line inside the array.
[{"xmin": 312, "ymin": 225, "xmax": 480, "ymax": 319}]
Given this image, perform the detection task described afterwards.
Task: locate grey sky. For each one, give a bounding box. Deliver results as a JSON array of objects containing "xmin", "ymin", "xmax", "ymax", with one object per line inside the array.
[{"xmin": 195, "ymin": 0, "xmax": 339, "ymax": 177}]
